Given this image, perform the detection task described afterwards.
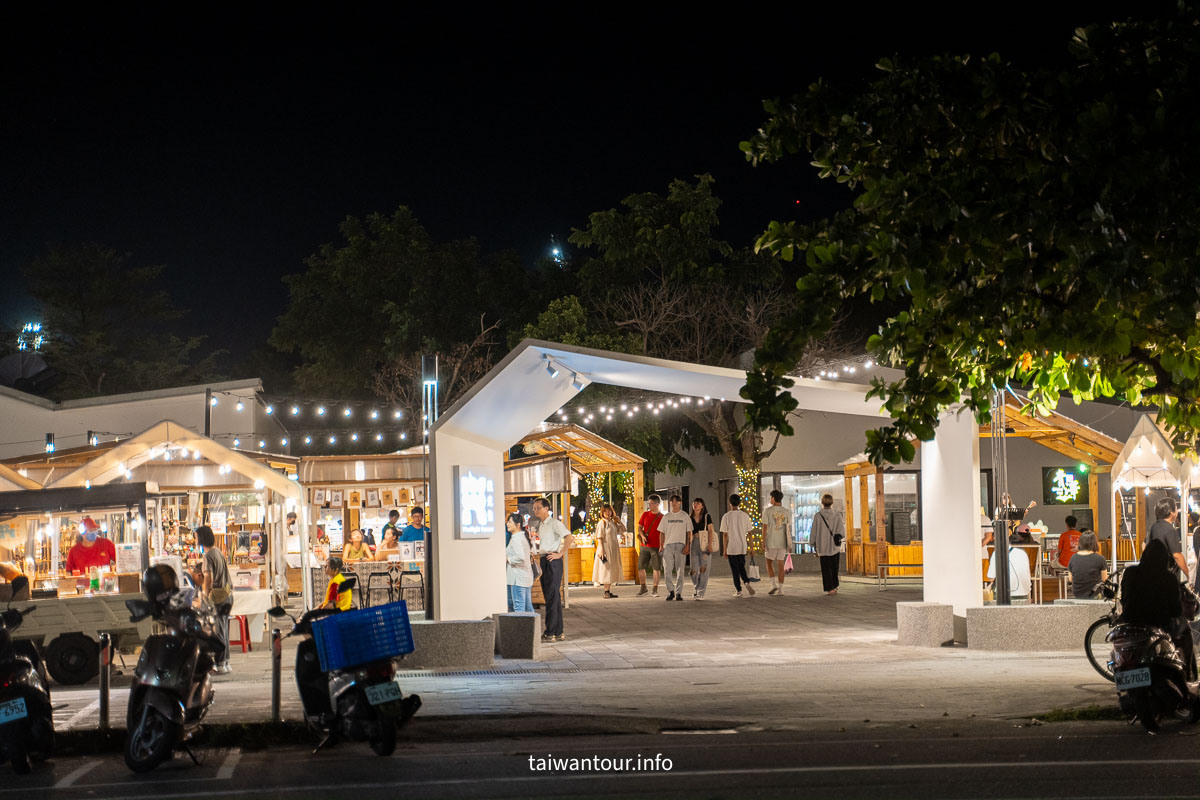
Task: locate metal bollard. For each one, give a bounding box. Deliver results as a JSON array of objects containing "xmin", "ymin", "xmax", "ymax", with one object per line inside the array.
[
  {"xmin": 271, "ymin": 628, "xmax": 282, "ymax": 724},
  {"xmin": 98, "ymin": 632, "xmax": 111, "ymax": 730}
]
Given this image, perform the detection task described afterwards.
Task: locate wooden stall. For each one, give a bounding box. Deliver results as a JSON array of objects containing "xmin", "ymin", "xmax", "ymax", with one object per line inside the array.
[
  {"xmin": 506, "ymin": 424, "xmax": 645, "ymax": 586},
  {"xmin": 844, "ymin": 394, "xmax": 1124, "ymax": 590}
]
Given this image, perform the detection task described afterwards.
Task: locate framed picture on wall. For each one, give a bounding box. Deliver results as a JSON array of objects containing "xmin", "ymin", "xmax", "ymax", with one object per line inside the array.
[
  {"xmin": 398, "ymin": 487, "xmax": 411, "ymax": 504},
  {"xmin": 330, "ymin": 490, "xmax": 344, "ymax": 507},
  {"xmin": 414, "ymin": 486, "xmax": 425, "ymax": 503},
  {"xmin": 349, "ymin": 491, "xmax": 361, "ymax": 507},
  {"xmin": 366, "ymin": 489, "xmax": 380, "ymax": 508},
  {"xmin": 382, "ymin": 490, "xmax": 394, "ymax": 507},
  {"xmin": 312, "ymin": 489, "xmax": 327, "ymax": 506}
]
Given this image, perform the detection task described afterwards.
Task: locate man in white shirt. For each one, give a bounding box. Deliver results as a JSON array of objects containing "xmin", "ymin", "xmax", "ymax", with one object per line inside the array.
[
  {"xmin": 720, "ymin": 494, "xmax": 756, "ymax": 597},
  {"xmin": 533, "ymin": 497, "xmax": 572, "ymax": 642},
  {"xmin": 762, "ymin": 490, "xmax": 791, "ymax": 596},
  {"xmin": 658, "ymin": 494, "xmax": 692, "ymax": 602}
]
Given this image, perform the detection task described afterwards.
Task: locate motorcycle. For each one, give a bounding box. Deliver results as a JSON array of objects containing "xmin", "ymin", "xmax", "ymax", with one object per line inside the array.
[
  {"xmin": 268, "ymin": 576, "xmax": 420, "ymax": 756},
  {"xmin": 0, "ymin": 576, "xmax": 54, "ymax": 774},
  {"xmin": 1110, "ymin": 620, "xmax": 1199, "ymax": 733},
  {"xmin": 123, "ymin": 565, "xmax": 221, "ymax": 772}
]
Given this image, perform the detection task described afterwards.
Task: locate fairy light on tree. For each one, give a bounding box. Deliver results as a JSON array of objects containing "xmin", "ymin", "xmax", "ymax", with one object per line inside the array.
[{"xmin": 735, "ymin": 464, "xmax": 763, "ymax": 552}]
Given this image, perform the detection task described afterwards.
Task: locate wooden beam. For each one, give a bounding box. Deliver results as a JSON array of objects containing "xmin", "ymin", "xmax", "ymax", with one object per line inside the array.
[
  {"xmin": 859, "ymin": 473, "xmax": 870, "ymax": 576},
  {"xmin": 1135, "ymin": 490, "xmax": 1146, "ymax": 556},
  {"xmin": 1088, "ymin": 471, "xmax": 1100, "ymax": 532},
  {"xmin": 843, "ymin": 461, "xmax": 879, "ymax": 478},
  {"xmin": 844, "ymin": 475, "xmax": 855, "ymax": 544},
  {"xmin": 874, "ymin": 467, "xmax": 887, "ymax": 569}
]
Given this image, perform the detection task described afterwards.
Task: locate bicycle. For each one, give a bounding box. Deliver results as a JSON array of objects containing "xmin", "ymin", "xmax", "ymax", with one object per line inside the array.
[{"xmin": 1083, "ymin": 569, "xmax": 1124, "ymax": 682}]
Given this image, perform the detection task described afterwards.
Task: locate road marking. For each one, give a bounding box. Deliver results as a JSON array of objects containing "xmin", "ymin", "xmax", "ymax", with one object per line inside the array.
[
  {"xmin": 217, "ymin": 749, "xmax": 242, "ymax": 779},
  {"xmin": 61, "ymin": 700, "xmax": 99, "ymax": 730},
  {"xmin": 43, "ymin": 758, "xmax": 1200, "ymax": 798},
  {"xmin": 54, "ymin": 761, "xmax": 100, "ymax": 788}
]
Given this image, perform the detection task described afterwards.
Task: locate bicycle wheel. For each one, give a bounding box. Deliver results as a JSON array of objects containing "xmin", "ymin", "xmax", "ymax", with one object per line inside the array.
[{"xmin": 1084, "ymin": 617, "xmax": 1115, "ymax": 681}]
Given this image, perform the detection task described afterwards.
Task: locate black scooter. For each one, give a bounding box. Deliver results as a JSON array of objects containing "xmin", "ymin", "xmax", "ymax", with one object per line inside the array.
[
  {"xmin": 123, "ymin": 569, "xmax": 222, "ymax": 772},
  {"xmin": 0, "ymin": 576, "xmax": 53, "ymax": 774},
  {"xmin": 269, "ymin": 576, "xmax": 420, "ymax": 756}
]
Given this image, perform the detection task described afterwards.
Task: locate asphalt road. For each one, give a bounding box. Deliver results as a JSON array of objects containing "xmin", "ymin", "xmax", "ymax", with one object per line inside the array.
[{"xmin": 4, "ymin": 720, "xmax": 1199, "ymax": 800}]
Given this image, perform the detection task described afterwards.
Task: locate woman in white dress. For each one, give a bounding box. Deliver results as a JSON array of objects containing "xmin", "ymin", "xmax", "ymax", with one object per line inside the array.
[{"xmin": 592, "ymin": 504, "xmax": 624, "ymax": 598}]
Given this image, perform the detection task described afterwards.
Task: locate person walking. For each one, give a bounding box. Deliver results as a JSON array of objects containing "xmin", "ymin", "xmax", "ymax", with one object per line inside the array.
[
  {"xmin": 196, "ymin": 525, "xmax": 234, "ymax": 674},
  {"xmin": 592, "ymin": 504, "xmax": 624, "ymax": 598},
  {"xmin": 811, "ymin": 494, "xmax": 844, "ymax": 595},
  {"xmin": 533, "ymin": 497, "xmax": 571, "ymax": 642},
  {"xmin": 762, "ymin": 490, "xmax": 791, "ymax": 596},
  {"xmin": 505, "ymin": 513, "xmax": 534, "ymax": 612},
  {"xmin": 659, "ymin": 495, "xmax": 691, "ymax": 601},
  {"xmin": 1147, "ymin": 497, "xmax": 1188, "ymax": 576},
  {"xmin": 636, "ymin": 495, "xmax": 664, "ymax": 597},
  {"xmin": 721, "ymin": 494, "xmax": 755, "ymax": 597},
  {"xmin": 689, "ymin": 498, "xmax": 717, "ymax": 599}
]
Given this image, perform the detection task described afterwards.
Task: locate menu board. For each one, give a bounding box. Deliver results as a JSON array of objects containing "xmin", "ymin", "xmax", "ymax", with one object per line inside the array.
[
  {"xmin": 211, "ymin": 511, "xmax": 228, "ymax": 535},
  {"xmin": 115, "ymin": 542, "xmax": 142, "ymax": 574}
]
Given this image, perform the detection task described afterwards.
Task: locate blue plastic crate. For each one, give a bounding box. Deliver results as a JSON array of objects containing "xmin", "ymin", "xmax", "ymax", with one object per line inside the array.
[{"xmin": 311, "ymin": 600, "xmax": 414, "ymax": 672}]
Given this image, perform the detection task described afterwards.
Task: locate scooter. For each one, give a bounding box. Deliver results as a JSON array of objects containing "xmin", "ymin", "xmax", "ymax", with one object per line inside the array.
[
  {"xmin": 123, "ymin": 565, "xmax": 221, "ymax": 772},
  {"xmin": 1110, "ymin": 619, "xmax": 1199, "ymax": 734},
  {"xmin": 0, "ymin": 576, "xmax": 54, "ymax": 774},
  {"xmin": 268, "ymin": 576, "xmax": 420, "ymax": 756}
]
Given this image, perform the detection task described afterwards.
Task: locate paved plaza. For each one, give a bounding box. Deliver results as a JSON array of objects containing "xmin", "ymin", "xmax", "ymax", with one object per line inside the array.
[{"xmin": 50, "ymin": 574, "xmax": 1114, "ymax": 733}]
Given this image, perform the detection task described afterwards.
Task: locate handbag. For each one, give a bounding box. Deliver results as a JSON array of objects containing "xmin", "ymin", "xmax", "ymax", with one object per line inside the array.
[
  {"xmin": 816, "ymin": 513, "xmax": 843, "ymax": 547},
  {"xmin": 784, "ymin": 553, "xmax": 794, "ymax": 574},
  {"xmin": 746, "ymin": 555, "xmax": 761, "ymax": 581}
]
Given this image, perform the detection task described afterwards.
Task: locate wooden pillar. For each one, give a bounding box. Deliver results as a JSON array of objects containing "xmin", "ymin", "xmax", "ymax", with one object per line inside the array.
[
  {"xmin": 633, "ymin": 465, "xmax": 644, "ymax": 539},
  {"xmin": 859, "ymin": 473, "xmax": 870, "ymax": 575},
  {"xmin": 1088, "ymin": 470, "xmax": 1100, "ymax": 533},
  {"xmin": 844, "ymin": 475, "xmax": 855, "ymax": 538},
  {"xmin": 875, "ymin": 467, "xmax": 887, "ymax": 569}
]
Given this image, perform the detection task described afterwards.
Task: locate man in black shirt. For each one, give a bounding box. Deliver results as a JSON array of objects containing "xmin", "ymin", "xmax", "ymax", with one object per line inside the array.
[{"xmin": 1147, "ymin": 498, "xmax": 1187, "ymax": 576}]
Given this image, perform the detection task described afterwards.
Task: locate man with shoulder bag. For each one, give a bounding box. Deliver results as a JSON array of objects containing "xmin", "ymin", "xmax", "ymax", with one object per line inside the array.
[{"xmin": 811, "ymin": 494, "xmax": 845, "ymax": 595}]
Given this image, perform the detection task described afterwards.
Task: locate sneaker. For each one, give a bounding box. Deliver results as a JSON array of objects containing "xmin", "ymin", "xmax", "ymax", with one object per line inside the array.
[
  {"xmin": 768, "ymin": 587, "xmax": 779, "ymax": 596},
  {"xmin": 652, "ymin": 589, "xmax": 659, "ymax": 597},
  {"xmin": 666, "ymin": 591, "xmax": 675, "ymax": 601},
  {"xmin": 733, "ymin": 591, "xmax": 743, "ymax": 598},
  {"xmin": 556, "ymin": 633, "xmax": 567, "ymax": 642},
  {"xmin": 674, "ymin": 594, "xmax": 682, "ymax": 602},
  {"xmin": 541, "ymin": 634, "xmax": 555, "ymax": 643},
  {"xmin": 694, "ymin": 594, "xmax": 703, "ymax": 600},
  {"xmin": 637, "ymin": 585, "xmax": 648, "ymax": 597},
  {"xmin": 776, "ymin": 588, "xmax": 784, "ymax": 596},
  {"xmin": 216, "ymin": 664, "xmax": 232, "ymax": 675},
  {"xmin": 746, "ymin": 584, "xmax": 756, "ymax": 596}
]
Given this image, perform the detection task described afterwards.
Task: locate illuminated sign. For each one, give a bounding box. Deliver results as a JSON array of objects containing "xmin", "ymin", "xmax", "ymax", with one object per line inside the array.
[
  {"xmin": 1042, "ymin": 467, "xmax": 1090, "ymax": 505},
  {"xmin": 455, "ymin": 465, "xmax": 496, "ymax": 539}
]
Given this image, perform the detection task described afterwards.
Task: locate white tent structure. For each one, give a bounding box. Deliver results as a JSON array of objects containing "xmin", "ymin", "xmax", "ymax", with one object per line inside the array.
[
  {"xmin": 42, "ymin": 420, "xmax": 311, "ymax": 607},
  {"xmin": 1108, "ymin": 414, "xmax": 1192, "ymax": 572},
  {"xmin": 429, "ymin": 340, "xmax": 983, "ymax": 620},
  {"xmin": 0, "ymin": 463, "xmax": 40, "ymax": 492}
]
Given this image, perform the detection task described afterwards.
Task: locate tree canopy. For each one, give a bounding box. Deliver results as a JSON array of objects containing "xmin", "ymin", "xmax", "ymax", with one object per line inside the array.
[
  {"xmin": 18, "ymin": 243, "xmax": 220, "ymax": 399},
  {"xmin": 741, "ymin": 8, "xmax": 1200, "ymax": 464}
]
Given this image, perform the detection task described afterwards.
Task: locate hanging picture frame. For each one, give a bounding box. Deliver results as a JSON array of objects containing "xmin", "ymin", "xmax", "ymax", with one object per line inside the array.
[
  {"xmin": 382, "ymin": 489, "xmax": 394, "ymax": 507},
  {"xmin": 349, "ymin": 490, "xmax": 362, "ymax": 507},
  {"xmin": 398, "ymin": 487, "xmax": 411, "ymax": 504},
  {"xmin": 312, "ymin": 489, "xmax": 327, "ymax": 506},
  {"xmin": 330, "ymin": 489, "xmax": 344, "ymax": 507},
  {"xmin": 366, "ymin": 489, "xmax": 380, "ymax": 508}
]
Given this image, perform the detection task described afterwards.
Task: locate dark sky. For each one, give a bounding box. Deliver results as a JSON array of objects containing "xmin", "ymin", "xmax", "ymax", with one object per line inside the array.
[{"xmin": 0, "ymin": 3, "xmax": 1157, "ymax": 365}]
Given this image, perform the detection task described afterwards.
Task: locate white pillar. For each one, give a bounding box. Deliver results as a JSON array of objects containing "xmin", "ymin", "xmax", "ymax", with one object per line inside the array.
[
  {"xmin": 921, "ymin": 410, "xmax": 982, "ymax": 615},
  {"xmin": 429, "ymin": 428, "xmax": 508, "ymax": 621}
]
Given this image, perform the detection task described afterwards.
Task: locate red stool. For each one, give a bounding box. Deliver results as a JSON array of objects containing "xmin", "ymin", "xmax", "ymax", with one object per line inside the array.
[{"xmin": 228, "ymin": 615, "xmax": 253, "ymax": 653}]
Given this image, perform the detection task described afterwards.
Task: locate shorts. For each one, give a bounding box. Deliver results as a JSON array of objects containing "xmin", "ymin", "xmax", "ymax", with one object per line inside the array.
[
  {"xmin": 765, "ymin": 547, "xmax": 788, "ymax": 562},
  {"xmin": 638, "ymin": 546, "xmax": 663, "ymax": 572}
]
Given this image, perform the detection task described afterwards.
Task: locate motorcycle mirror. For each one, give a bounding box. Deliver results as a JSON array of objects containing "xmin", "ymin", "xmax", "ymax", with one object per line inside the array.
[
  {"xmin": 7, "ymin": 575, "xmax": 29, "ymax": 607},
  {"xmin": 267, "ymin": 606, "xmax": 288, "ymax": 617}
]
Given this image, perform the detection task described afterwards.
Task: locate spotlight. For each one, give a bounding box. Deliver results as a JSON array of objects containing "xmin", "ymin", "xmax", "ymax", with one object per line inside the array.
[
  {"xmin": 544, "ymin": 356, "xmax": 560, "ymax": 379},
  {"xmin": 571, "ymin": 373, "xmax": 587, "ymax": 391}
]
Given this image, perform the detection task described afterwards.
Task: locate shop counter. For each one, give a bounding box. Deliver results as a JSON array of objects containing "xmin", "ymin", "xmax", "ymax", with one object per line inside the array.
[{"xmin": 569, "ymin": 546, "xmax": 639, "ymax": 584}]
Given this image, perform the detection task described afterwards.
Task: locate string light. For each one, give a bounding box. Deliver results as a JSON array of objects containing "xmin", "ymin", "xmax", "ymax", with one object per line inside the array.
[
  {"xmin": 291, "ymin": 406, "xmax": 300, "ymax": 415},
  {"xmin": 236, "ymin": 400, "xmax": 245, "ymax": 412},
  {"xmin": 265, "ymin": 405, "xmax": 274, "ymax": 414},
  {"xmin": 233, "ymin": 438, "xmax": 240, "ymax": 447},
  {"xmin": 317, "ymin": 406, "xmax": 326, "ymax": 416},
  {"xmin": 370, "ymin": 410, "xmax": 379, "ymax": 419}
]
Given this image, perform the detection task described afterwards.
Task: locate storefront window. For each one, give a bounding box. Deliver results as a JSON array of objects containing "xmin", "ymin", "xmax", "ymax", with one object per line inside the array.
[
  {"xmin": 881, "ymin": 472, "xmax": 920, "ymax": 543},
  {"xmin": 778, "ymin": 473, "xmax": 846, "ymax": 554}
]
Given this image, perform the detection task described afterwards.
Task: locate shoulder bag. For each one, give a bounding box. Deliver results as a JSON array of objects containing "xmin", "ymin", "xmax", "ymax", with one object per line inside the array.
[{"xmin": 816, "ymin": 513, "xmax": 843, "ymax": 548}]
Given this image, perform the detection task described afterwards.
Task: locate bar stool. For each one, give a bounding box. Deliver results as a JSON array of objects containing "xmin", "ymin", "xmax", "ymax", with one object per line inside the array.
[{"xmin": 228, "ymin": 615, "xmax": 253, "ymax": 653}]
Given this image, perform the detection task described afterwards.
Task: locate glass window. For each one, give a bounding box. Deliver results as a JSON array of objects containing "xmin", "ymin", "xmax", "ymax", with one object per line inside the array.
[
  {"xmin": 881, "ymin": 472, "xmax": 920, "ymax": 543},
  {"xmin": 779, "ymin": 473, "xmax": 846, "ymax": 554}
]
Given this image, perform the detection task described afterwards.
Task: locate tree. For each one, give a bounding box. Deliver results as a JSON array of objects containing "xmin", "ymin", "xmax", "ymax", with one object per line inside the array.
[
  {"xmin": 740, "ymin": 9, "xmax": 1200, "ymax": 464},
  {"xmin": 21, "ymin": 243, "xmax": 221, "ymax": 399},
  {"xmin": 566, "ymin": 176, "xmax": 851, "ymax": 530}
]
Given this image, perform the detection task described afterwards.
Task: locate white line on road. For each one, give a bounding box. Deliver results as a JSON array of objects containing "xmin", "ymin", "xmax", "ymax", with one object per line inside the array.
[
  {"xmin": 217, "ymin": 749, "xmax": 242, "ymax": 780},
  {"xmin": 61, "ymin": 700, "xmax": 99, "ymax": 730},
  {"xmin": 44, "ymin": 757, "xmax": 1200, "ymax": 799},
  {"xmin": 54, "ymin": 761, "xmax": 100, "ymax": 788}
]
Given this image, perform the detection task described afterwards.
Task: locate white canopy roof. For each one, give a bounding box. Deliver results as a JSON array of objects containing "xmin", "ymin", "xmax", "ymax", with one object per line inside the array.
[
  {"xmin": 1110, "ymin": 413, "xmax": 1192, "ymax": 490},
  {"xmin": 0, "ymin": 463, "xmax": 40, "ymax": 491},
  {"xmin": 44, "ymin": 419, "xmax": 303, "ymax": 502}
]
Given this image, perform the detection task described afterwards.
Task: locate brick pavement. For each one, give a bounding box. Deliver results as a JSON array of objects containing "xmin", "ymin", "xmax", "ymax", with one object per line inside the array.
[{"xmin": 52, "ymin": 574, "xmax": 1115, "ymax": 732}]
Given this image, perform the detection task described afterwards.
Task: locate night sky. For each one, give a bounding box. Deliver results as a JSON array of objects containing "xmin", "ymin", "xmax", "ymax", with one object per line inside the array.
[{"xmin": 0, "ymin": 3, "xmax": 1156, "ymax": 367}]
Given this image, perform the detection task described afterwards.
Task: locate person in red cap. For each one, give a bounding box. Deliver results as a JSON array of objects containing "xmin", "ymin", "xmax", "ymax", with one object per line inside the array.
[{"xmin": 65, "ymin": 517, "xmax": 116, "ymax": 574}]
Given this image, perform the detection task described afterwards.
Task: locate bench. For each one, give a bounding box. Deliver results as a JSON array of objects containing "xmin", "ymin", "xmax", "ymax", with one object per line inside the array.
[{"xmin": 878, "ymin": 563, "xmax": 923, "ymax": 590}]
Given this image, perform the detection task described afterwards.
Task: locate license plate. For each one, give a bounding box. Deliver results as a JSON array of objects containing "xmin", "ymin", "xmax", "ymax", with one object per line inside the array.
[
  {"xmin": 364, "ymin": 681, "xmax": 403, "ymax": 706},
  {"xmin": 1115, "ymin": 667, "xmax": 1152, "ymax": 690},
  {"xmin": 0, "ymin": 698, "xmax": 27, "ymax": 725}
]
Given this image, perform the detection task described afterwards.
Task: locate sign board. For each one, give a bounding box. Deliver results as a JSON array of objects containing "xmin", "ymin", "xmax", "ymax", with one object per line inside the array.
[
  {"xmin": 454, "ymin": 465, "xmax": 496, "ymax": 539},
  {"xmin": 115, "ymin": 542, "xmax": 141, "ymax": 573},
  {"xmin": 211, "ymin": 511, "xmax": 227, "ymax": 535},
  {"xmin": 1042, "ymin": 467, "xmax": 1090, "ymax": 506}
]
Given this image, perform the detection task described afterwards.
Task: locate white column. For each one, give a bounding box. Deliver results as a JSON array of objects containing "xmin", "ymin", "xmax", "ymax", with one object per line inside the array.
[
  {"xmin": 921, "ymin": 410, "xmax": 982, "ymax": 615},
  {"xmin": 429, "ymin": 429, "xmax": 508, "ymax": 621}
]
